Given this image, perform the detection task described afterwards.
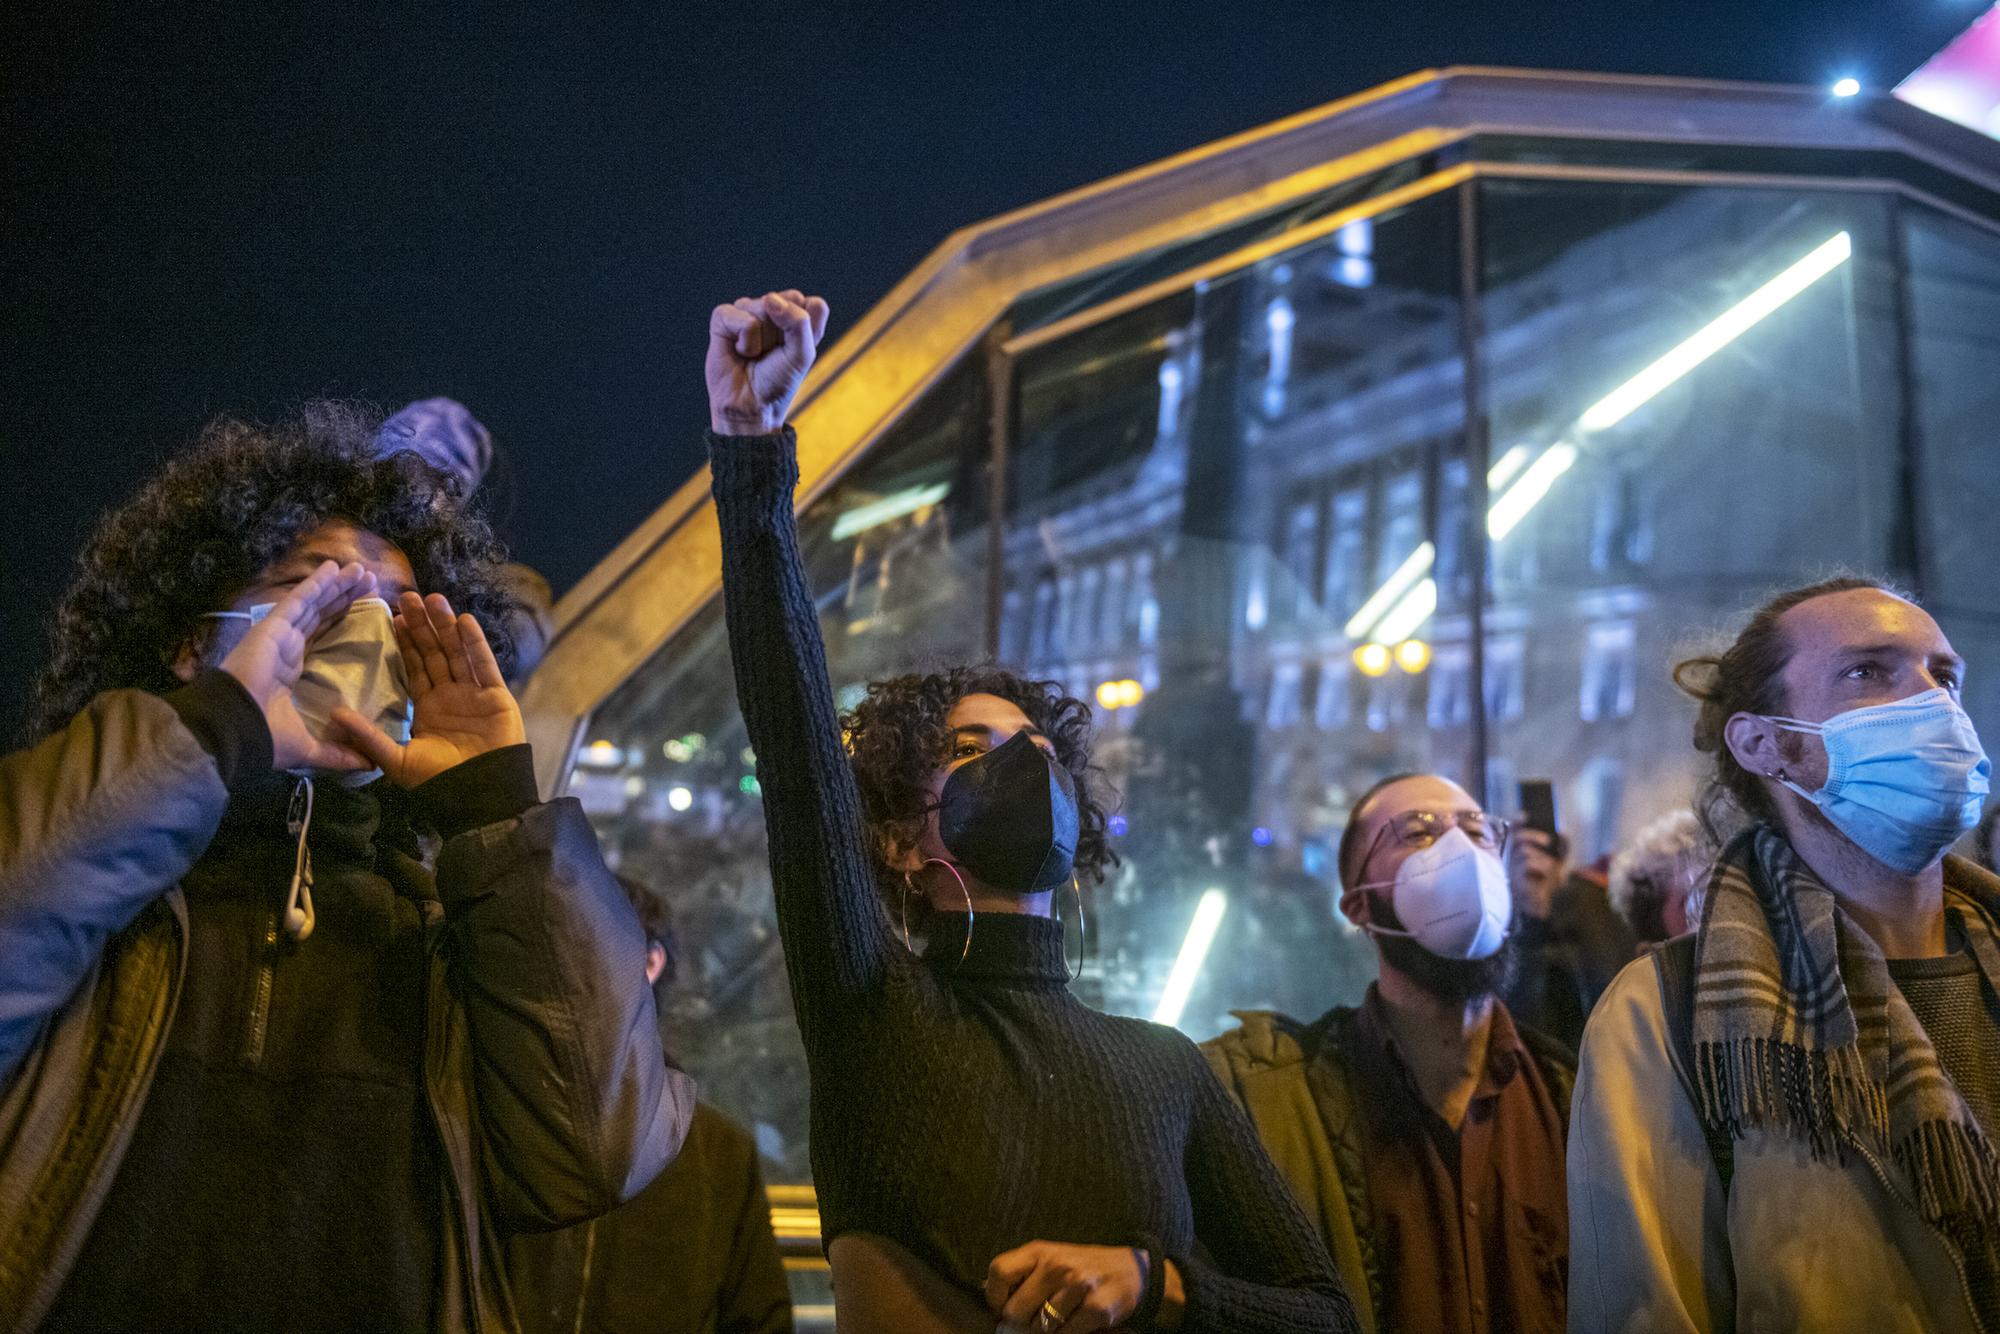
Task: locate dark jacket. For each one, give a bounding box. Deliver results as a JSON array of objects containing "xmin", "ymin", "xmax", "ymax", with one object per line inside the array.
[
  {"xmin": 0, "ymin": 676, "xmax": 695, "ymax": 1333},
  {"xmin": 1203, "ymin": 1006, "xmax": 1576, "ymax": 1334},
  {"xmin": 509, "ymin": 1101, "xmax": 793, "ymax": 1334},
  {"xmin": 1504, "ymin": 872, "xmax": 1637, "ymax": 1052}
]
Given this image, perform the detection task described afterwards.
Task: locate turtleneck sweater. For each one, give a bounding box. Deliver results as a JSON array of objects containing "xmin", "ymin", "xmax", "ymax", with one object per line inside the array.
[{"xmin": 709, "ymin": 428, "xmax": 1356, "ymax": 1334}]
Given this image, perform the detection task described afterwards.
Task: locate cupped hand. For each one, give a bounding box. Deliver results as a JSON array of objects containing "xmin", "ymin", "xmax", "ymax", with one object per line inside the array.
[
  {"xmin": 985, "ymin": 1240, "xmax": 1147, "ymax": 1333},
  {"xmin": 217, "ymin": 559, "xmax": 377, "ymax": 773},
  {"xmin": 705, "ymin": 289, "xmax": 831, "ymax": 435},
  {"xmin": 333, "ymin": 591, "xmax": 525, "ymax": 788}
]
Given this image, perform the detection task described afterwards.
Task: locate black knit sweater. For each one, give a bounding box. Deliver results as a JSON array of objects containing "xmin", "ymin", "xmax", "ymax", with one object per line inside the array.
[{"xmin": 709, "ymin": 429, "xmax": 1355, "ymax": 1333}]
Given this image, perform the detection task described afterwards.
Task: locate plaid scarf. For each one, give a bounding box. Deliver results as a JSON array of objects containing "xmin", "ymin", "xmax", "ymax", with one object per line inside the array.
[{"xmin": 1692, "ymin": 825, "xmax": 2000, "ymax": 1244}]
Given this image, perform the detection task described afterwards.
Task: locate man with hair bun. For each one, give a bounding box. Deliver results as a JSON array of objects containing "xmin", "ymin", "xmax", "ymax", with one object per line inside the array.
[{"xmin": 1568, "ymin": 576, "xmax": 2000, "ymax": 1333}]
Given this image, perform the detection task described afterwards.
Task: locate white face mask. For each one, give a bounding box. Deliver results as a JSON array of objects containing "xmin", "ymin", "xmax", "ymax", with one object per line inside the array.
[
  {"xmin": 1356, "ymin": 825, "xmax": 1513, "ymax": 960},
  {"xmin": 207, "ymin": 596, "xmax": 413, "ymax": 786}
]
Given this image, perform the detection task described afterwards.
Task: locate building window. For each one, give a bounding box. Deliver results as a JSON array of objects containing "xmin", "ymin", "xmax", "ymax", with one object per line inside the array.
[
  {"xmin": 1134, "ymin": 552, "xmax": 1159, "ymax": 647},
  {"xmin": 1427, "ymin": 642, "xmax": 1473, "ymax": 729},
  {"xmin": 1324, "ymin": 489, "xmax": 1367, "ymax": 618},
  {"xmin": 1436, "ymin": 457, "xmax": 1469, "ymax": 589},
  {"xmin": 1376, "ymin": 472, "xmax": 1423, "ymax": 588},
  {"xmin": 1589, "ymin": 468, "xmax": 1651, "ymax": 572},
  {"xmin": 1076, "ymin": 566, "xmax": 1102, "ymax": 654},
  {"xmin": 1029, "ymin": 578, "xmax": 1056, "ymax": 663},
  {"xmin": 1099, "ymin": 559, "xmax": 1128, "ymax": 649},
  {"xmin": 1053, "ymin": 574, "xmax": 1076, "ymax": 662},
  {"xmin": 1284, "ymin": 500, "xmax": 1319, "ymax": 618},
  {"xmin": 1263, "ymin": 287, "xmax": 1295, "ymax": 419},
  {"xmin": 1315, "ymin": 656, "xmax": 1352, "ymax": 729},
  {"xmin": 1366, "ymin": 673, "xmax": 1408, "ymax": 733},
  {"xmin": 1484, "ymin": 756, "xmax": 1520, "ymax": 819},
  {"xmin": 1578, "ymin": 757, "xmax": 1626, "ymax": 861},
  {"xmin": 999, "ymin": 588, "xmax": 1025, "ymax": 664},
  {"xmin": 1267, "ymin": 660, "xmax": 1305, "ymax": 730},
  {"xmin": 1485, "ymin": 634, "xmax": 1525, "ymax": 723},
  {"xmin": 1580, "ymin": 620, "xmax": 1638, "ymax": 721}
]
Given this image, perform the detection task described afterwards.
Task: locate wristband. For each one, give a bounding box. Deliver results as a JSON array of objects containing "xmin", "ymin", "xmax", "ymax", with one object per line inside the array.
[{"xmin": 1130, "ymin": 1245, "xmax": 1166, "ymax": 1328}]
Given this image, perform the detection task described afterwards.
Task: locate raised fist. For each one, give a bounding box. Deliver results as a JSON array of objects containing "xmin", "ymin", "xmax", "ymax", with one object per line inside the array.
[{"xmin": 705, "ymin": 290, "xmax": 831, "ymax": 436}]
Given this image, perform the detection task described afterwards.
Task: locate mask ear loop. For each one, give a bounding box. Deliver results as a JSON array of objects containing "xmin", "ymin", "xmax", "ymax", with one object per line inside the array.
[
  {"xmin": 920, "ymin": 858, "xmax": 973, "ymax": 965},
  {"xmin": 284, "ymin": 776, "xmax": 317, "ymax": 943}
]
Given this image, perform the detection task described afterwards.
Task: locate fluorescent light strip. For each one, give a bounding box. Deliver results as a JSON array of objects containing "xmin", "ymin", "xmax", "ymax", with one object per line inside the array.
[
  {"xmin": 1368, "ymin": 577, "xmax": 1438, "ymax": 646},
  {"xmin": 1152, "ymin": 889, "xmax": 1229, "ymax": 1028},
  {"xmin": 1579, "ymin": 231, "xmax": 1852, "ymax": 432},
  {"xmin": 1486, "ymin": 444, "xmax": 1530, "ymax": 491},
  {"xmin": 830, "ymin": 482, "xmax": 952, "ymax": 541},
  {"xmin": 1487, "ymin": 442, "xmax": 1579, "ymax": 540},
  {"xmin": 1337, "ymin": 233, "xmax": 1851, "ymax": 648},
  {"xmin": 1342, "ymin": 542, "xmax": 1434, "ymax": 640}
]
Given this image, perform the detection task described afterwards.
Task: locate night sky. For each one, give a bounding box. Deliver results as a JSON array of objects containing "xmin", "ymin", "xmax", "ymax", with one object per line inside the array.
[{"xmin": 0, "ymin": 1, "xmax": 1976, "ymax": 737}]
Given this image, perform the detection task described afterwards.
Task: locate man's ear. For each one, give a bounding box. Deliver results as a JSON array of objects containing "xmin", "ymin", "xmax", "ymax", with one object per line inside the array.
[
  {"xmin": 1723, "ymin": 711, "xmax": 1781, "ymax": 780},
  {"xmin": 1339, "ymin": 885, "xmax": 1374, "ymax": 929}
]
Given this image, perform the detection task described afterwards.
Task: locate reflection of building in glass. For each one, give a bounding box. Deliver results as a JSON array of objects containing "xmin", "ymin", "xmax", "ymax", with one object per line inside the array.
[{"xmin": 518, "ymin": 69, "xmax": 2000, "ymax": 1320}]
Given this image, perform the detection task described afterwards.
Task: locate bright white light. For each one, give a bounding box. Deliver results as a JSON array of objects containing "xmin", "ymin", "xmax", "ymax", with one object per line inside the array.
[
  {"xmin": 1152, "ymin": 889, "xmax": 1229, "ymax": 1028},
  {"xmin": 1343, "ymin": 542, "xmax": 1435, "ymax": 640},
  {"xmin": 1488, "ymin": 443, "xmax": 1580, "ymax": 540},
  {"xmin": 1832, "ymin": 77, "xmax": 1861, "ymax": 98},
  {"xmin": 1333, "ymin": 255, "xmax": 1375, "ymax": 289},
  {"xmin": 831, "ymin": 482, "xmax": 951, "ymax": 541},
  {"xmin": 667, "ymin": 786, "xmax": 694, "ymax": 812},
  {"xmin": 1579, "ymin": 232, "xmax": 1853, "ymax": 432},
  {"xmin": 1368, "ymin": 578, "xmax": 1438, "ymax": 647},
  {"xmin": 1486, "ymin": 444, "xmax": 1530, "ymax": 491}
]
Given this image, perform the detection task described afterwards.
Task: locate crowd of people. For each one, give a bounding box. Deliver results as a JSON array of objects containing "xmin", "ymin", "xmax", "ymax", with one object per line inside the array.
[{"xmin": 0, "ymin": 285, "xmax": 1995, "ymax": 1334}]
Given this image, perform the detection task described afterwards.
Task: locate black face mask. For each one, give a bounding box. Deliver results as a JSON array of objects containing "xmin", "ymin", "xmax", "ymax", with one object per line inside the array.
[{"xmin": 934, "ymin": 731, "xmax": 1080, "ymax": 893}]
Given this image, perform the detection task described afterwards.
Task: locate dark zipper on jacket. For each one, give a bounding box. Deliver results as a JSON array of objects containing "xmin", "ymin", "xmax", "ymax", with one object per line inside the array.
[{"xmin": 239, "ymin": 903, "xmax": 279, "ymax": 1069}]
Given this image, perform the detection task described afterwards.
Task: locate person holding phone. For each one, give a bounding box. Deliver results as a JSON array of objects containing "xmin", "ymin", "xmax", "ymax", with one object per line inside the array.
[
  {"xmin": 1206, "ymin": 772, "xmax": 1576, "ymax": 1334},
  {"xmin": 1501, "ymin": 781, "xmax": 1636, "ymax": 1052},
  {"xmin": 702, "ymin": 289, "xmax": 1355, "ymax": 1334}
]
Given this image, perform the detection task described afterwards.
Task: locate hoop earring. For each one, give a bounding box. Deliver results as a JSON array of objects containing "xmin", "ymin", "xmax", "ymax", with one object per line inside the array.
[
  {"xmin": 899, "ymin": 872, "xmax": 915, "ymax": 952},
  {"xmin": 1063, "ymin": 876, "xmax": 1087, "ymax": 986},
  {"xmin": 920, "ymin": 858, "xmax": 973, "ymax": 965}
]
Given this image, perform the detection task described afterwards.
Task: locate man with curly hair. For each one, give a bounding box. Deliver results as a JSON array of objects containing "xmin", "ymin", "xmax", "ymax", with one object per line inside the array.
[{"xmin": 0, "ymin": 403, "xmax": 693, "ymax": 1333}]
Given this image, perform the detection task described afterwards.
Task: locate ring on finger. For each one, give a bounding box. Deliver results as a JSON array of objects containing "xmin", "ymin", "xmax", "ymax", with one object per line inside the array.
[{"xmin": 1036, "ymin": 1298, "xmax": 1065, "ymax": 1333}]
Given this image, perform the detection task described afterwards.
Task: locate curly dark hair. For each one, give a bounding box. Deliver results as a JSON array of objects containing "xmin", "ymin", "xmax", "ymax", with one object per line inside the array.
[
  {"xmin": 27, "ymin": 400, "xmax": 521, "ymax": 739},
  {"xmin": 1670, "ymin": 574, "xmax": 1903, "ymax": 844},
  {"xmin": 842, "ymin": 664, "xmax": 1118, "ymax": 912}
]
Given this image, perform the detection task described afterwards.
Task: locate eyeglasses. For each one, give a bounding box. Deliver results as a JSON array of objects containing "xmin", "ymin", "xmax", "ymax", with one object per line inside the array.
[{"xmin": 1364, "ymin": 809, "xmax": 1511, "ymax": 865}]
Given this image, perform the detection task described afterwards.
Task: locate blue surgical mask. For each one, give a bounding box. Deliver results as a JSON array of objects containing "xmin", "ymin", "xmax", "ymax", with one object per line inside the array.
[{"xmin": 1760, "ymin": 688, "xmax": 1991, "ymax": 874}]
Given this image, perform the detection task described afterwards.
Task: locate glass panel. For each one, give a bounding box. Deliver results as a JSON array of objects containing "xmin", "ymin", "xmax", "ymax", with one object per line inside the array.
[
  {"xmin": 580, "ymin": 354, "xmax": 992, "ymax": 1216},
  {"xmin": 1002, "ymin": 191, "xmax": 1466, "ymax": 1038},
  {"xmin": 1006, "ymin": 155, "xmax": 1441, "ymax": 334},
  {"xmin": 1476, "ymin": 181, "xmax": 1904, "ymax": 859},
  {"xmin": 1906, "ymin": 205, "xmax": 2000, "ymax": 776}
]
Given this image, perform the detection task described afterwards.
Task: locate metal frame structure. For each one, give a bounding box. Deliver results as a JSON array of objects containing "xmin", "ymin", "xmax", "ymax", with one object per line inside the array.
[{"xmin": 520, "ymin": 66, "xmax": 2000, "ymax": 796}]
